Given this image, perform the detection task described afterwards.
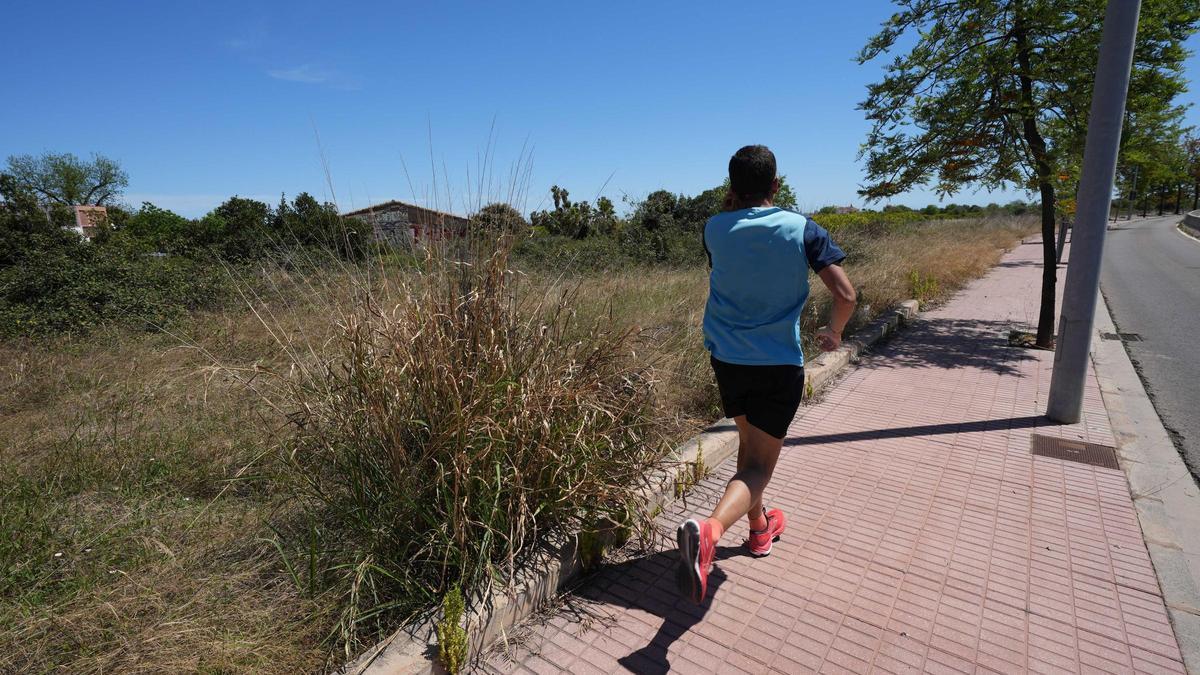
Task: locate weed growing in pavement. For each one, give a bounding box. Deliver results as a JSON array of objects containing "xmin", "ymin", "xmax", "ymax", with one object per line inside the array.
[{"xmin": 436, "ymin": 585, "xmax": 468, "ymax": 674}]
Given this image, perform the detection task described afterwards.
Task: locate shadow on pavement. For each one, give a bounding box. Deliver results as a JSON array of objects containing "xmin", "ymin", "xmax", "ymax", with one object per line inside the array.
[
  {"xmin": 994, "ymin": 259, "xmax": 1042, "ymax": 269},
  {"xmin": 866, "ymin": 317, "xmax": 1037, "ymax": 376},
  {"xmin": 548, "ymin": 546, "xmax": 753, "ymax": 674},
  {"xmin": 784, "ymin": 414, "xmax": 1052, "ymax": 447}
]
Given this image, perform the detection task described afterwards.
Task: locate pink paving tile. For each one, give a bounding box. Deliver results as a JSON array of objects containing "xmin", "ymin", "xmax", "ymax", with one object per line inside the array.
[{"xmin": 1130, "ymin": 645, "xmax": 1187, "ymax": 674}]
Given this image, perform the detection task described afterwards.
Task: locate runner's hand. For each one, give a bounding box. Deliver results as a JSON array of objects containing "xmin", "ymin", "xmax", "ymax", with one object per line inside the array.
[{"xmin": 816, "ymin": 327, "xmax": 842, "ymax": 352}]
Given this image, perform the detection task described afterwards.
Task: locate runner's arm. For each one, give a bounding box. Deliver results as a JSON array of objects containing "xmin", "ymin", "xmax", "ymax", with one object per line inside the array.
[
  {"xmin": 816, "ymin": 265, "xmax": 856, "ymax": 351},
  {"xmin": 803, "ymin": 220, "xmax": 854, "ymax": 351}
]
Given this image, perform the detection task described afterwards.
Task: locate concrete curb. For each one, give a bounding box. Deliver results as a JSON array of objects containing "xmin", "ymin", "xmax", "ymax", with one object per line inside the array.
[
  {"xmin": 1092, "ymin": 290, "xmax": 1200, "ymax": 673},
  {"xmin": 1182, "ymin": 209, "xmax": 1200, "ymax": 233},
  {"xmin": 344, "ymin": 300, "xmax": 921, "ymax": 675}
]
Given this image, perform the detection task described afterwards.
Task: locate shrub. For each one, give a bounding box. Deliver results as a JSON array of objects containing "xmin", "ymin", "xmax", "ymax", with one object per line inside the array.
[
  {"xmin": 261, "ymin": 240, "xmax": 667, "ymax": 651},
  {"xmin": 119, "ymin": 202, "xmax": 193, "ymax": 254},
  {"xmin": 274, "ymin": 192, "xmax": 372, "ymax": 261},
  {"xmin": 0, "ymin": 231, "xmax": 228, "ymax": 337},
  {"xmin": 811, "ymin": 208, "xmax": 955, "ymax": 233},
  {"xmin": 513, "ymin": 233, "xmax": 632, "ymax": 271},
  {"xmin": 469, "ymin": 202, "xmax": 529, "ymax": 238},
  {"xmin": 908, "ymin": 270, "xmax": 941, "ymax": 303}
]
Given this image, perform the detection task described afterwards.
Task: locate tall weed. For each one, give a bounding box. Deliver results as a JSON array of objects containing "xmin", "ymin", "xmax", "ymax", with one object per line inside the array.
[{"xmin": 255, "ymin": 238, "xmax": 668, "ymax": 653}]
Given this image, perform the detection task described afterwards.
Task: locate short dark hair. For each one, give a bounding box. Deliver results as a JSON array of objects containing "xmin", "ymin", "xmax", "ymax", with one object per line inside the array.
[{"xmin": 728, "ymin": 145, "xmax": 777, "ymax": 201}]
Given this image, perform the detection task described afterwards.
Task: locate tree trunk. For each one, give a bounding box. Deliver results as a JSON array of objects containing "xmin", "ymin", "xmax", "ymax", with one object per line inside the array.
[
  {"xmin": 1015, "ymin": 11, "xmax": 1057, "ymax": 349},
  {"xmin": 1157, "ymin": 185, "xmax": 1165, "ymax": 216},
  {"xmin": 1176, "ymin": 184, "xmax": 1183, "ymax": 215},
  {"xmin": 1193, "ymin": 180, "xmax": 1198, "ymax": 211}
]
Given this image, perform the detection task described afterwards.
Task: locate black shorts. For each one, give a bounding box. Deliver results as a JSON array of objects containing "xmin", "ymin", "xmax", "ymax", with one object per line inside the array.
[{"xmin": 710, "ymin": 356, "xmax": 805, "ymax": 440}]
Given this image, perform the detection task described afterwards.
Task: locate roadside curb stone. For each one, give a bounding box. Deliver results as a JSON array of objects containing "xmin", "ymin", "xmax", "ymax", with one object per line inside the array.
[{"xmin": 1094, "ymin": 287, "xmax": 1200, "ymax": 673}]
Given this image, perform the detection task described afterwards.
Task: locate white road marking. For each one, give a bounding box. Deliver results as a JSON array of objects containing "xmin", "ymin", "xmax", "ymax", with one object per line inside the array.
[{"xmin": 1175, "ymin": 222, "xmax": 1200, "ymax": 245}]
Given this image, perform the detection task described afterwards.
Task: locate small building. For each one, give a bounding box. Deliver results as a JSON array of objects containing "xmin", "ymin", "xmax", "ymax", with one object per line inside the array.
[
  {"xmin": 342, "ymin": 200, "xmax": 470, "ymax": 247},
  {"xmin": 834, "ymin": 205, "xmax": 860, "ymax": 215},
  {"xmin": 71, "ymin": 205, "xmax": 108, "ymax": 239}
]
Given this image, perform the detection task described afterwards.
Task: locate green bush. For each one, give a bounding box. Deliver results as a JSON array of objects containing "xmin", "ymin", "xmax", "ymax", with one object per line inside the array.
[
  {"xmin": 0, "ymin": 175, "xmax": 374, "ymax": 338},
  {"xmin": 513, "ymin": 233, "xmax": 632, "ymax": 271},
  {"xmin": 469, "ymin": 202, "xmax": 529, "ymax": 238},
  {"xmin": 0, "ymin": 233, "xmax": 228, "ymax": 337}
]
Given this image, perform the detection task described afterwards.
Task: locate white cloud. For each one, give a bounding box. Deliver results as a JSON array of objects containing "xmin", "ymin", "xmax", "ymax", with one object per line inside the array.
[
  {"xmin": 267, "ymin": 64, "xmax": 331, "ymax": 83},
  {"xmin": 267, "ymin": 64, "xmax": 361, "ymax": 90}
]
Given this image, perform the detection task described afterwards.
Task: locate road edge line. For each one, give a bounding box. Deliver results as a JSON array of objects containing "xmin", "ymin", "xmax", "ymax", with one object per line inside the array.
[{"xmin": 1176, "ymin": 222, "xmax": 1200, "ymax": 245}]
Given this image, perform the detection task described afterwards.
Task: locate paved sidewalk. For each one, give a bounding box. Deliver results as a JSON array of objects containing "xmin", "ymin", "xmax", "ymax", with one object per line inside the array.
[{"xmin": 483, "ymin": 239, "xmax": 1188, "ymax": 674}]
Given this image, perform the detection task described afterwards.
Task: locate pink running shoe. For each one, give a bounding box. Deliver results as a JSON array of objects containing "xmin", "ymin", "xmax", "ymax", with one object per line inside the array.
[
  {"xmin": 747, "ymin": 508, "xmax": 786, "ymax": 557},
  {"xmin": 676, "ymin": 518, "xmax": 715, "ymax": 604}
]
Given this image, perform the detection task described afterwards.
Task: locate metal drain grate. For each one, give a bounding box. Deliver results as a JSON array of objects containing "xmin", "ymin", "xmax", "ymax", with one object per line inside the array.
[
  {"xmin": 1030, "ymin": 434, "xmax": 1119, "ymax": 470},
  {"xmin": 1101, "ymin": 332, "xmax": 1143, "ymax": 342},
  {"xmin": 1120, "ymin": 333, "xmax": 1144, "ymax": 342}
]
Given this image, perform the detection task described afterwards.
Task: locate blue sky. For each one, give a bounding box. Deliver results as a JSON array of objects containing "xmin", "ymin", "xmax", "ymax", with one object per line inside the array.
[{"xmin": 3, "ymin": 1, "xmax": 1200, "ymax": 218}]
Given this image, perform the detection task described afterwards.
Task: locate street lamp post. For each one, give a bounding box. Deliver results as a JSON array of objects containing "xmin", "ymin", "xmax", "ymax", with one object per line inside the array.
[{"xmin": 1046, "ymin": 0, "xmax": 1142, "ymax": 423}]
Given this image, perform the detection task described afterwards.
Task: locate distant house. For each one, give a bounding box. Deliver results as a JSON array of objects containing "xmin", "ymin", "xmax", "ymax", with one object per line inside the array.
[
  {"xmin": 834, "ymin": 205, "xmax": 859, "ymax": 215},
  {"xmin": 342, "ymin": 200, "xmax": 470, "ymax": 247},
  {"xmin": 71, "ymin": 205, "xmax": 108, "ymax": 239}
]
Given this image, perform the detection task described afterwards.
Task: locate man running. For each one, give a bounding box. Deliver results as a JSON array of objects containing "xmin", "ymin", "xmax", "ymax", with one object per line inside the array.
[{"xmin": 677, "ymin": 145, "xmax": 857, "ymax": 604}]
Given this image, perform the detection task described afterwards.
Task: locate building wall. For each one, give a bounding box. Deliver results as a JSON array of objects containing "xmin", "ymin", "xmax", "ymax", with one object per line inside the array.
[{"xmin": 347, "ymin": 202, "xmax": 470, "ymax": 247}]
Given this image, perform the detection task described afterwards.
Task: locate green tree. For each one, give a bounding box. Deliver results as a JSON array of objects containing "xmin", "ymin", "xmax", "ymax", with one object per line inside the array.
[
  {"xmin": 857, "ymin": 0, "xmax": 1200, "ymax": 347},
  {"xmin": 5, "ymin": 152, "xmax": 128, "ymax": 206},
  {"xmin": 120, "ymin": 202, "xmax": 192, "ymax": 253},
  {"xmin": 0, "ymin": 174, "xmax": 76, "ymax": 267},
  {"xmin": 531, "ymin": 186, "xmax": 613, "ymax": 239},
  {"xmin": 1185, "ymin": 134, "xmax": 1200, "ymax": 211},
  {"xmin": 197, "ymin": 196, "xmax": 273, "ymax": 259},
  {"xmin": 272, "ymin": 192, "xmax": 370, "ymax": 258},
  {"xmin": 773, "ymin": 176, "xmax": 798, "ymax": 210}
]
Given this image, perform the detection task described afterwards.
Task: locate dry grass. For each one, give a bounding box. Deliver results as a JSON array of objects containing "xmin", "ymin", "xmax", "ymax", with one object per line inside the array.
[
  {"xmin": 249, "ymin": 242, "xmax": 669, "ymax": 658},
  {"xmin": 0, "ymin": 303, "xmax": 337, "ymax": 673},
  {"xmin": 0, "ymin": 215, "xmax": 1035, "ymax": 673}
]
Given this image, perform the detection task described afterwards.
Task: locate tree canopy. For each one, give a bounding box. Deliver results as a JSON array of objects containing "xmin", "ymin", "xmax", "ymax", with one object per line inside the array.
[
  {"xmin": 858, "ymin": 0, "xmax": 1200, "ymax": 346},
  {"xmin": 5, "ymin": 152, "xmax": 128, "ymax": 206}
]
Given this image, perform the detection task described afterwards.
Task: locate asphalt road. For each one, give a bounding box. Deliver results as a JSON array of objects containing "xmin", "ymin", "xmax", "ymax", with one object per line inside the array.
[{"xmin": 1100, "ymin": 214, "xmax": 1200, "ymax": 479}]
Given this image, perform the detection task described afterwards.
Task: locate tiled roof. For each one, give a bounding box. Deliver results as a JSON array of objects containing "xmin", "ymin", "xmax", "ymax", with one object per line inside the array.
[{"xmin": 341, "ymin": 200, "xmax": 468, "ymax": 222}]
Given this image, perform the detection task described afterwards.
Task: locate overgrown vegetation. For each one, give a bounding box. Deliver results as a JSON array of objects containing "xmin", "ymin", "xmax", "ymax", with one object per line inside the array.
[
  {"xmin": 252, "ymin": 240, "xmax": 668, "ymax": 653},
  {"xmin": 0, "ymin": 209, "xmax": 1035, "ymax": 671},
  {"xmin": 0, "ymin": 147, "xmax": 1046, "ymax": 672},
  {"xmin": 0, "ymin": 162, "xmax": 371, "ymax": 337}
]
